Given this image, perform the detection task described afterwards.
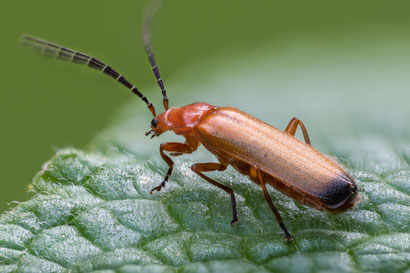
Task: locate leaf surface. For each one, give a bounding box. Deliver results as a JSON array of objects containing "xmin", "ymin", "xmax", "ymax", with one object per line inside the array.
[{"xmin": 1, "ymin": 35, "xmax": 410, "ymax": 273}]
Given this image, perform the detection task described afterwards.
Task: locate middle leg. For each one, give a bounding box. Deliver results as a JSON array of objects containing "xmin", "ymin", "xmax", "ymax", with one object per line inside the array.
[{"xmin": 191, "ymin": 162, "xmax": 239, "ymax": 226}]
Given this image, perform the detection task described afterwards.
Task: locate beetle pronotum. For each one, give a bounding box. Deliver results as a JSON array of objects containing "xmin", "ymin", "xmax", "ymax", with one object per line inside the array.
[{"xmin": 22, "ymin": 4, "xmax": 360, "ymax": 240}]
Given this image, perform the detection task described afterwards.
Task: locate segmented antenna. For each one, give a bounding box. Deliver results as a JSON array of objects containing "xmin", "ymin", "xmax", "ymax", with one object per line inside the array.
[
  {"xmin": 21, "ymin": 34, "xmax": 157, "ymax": 117},
  {"xmin": 142, "ymin": 1, "xmax": 169, "ymax": 111}
]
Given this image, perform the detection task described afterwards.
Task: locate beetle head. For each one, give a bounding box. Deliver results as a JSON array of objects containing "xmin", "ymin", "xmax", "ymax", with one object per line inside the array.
[{"xmin": 145, "ymin": 112, "xmax": 170, "ymax": 138}]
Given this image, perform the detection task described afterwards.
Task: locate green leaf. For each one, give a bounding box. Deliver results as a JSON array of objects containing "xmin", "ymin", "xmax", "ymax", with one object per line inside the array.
[{"xmin": 1, "ymin": 35, "xmax": 410, "ymax": 273}]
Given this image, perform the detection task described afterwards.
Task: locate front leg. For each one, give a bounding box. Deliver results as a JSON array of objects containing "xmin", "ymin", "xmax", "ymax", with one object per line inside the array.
[{"xmin": 150, "ymin": 141, "xmax": 197, "ymax": 194}]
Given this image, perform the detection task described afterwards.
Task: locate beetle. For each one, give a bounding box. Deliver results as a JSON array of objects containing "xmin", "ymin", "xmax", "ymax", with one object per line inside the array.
[{"xmin": 22, "ymin": 6, "xmax": 360, "ymax": 240}]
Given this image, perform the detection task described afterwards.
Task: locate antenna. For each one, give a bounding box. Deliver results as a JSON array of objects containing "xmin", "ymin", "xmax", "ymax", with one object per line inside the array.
[
  {"xmin": 21, "ymin": 34, "xmax": 157, "ymax": 117},
  {"xmin": 142, "ymin": 0, "xmax": 169, "ymax": 111}
]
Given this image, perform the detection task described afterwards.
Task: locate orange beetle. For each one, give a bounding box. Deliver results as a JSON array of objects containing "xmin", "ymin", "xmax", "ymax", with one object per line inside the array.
[{"xmin": 22, "ymin": 8, "xmax": 360, "ymax": 240}]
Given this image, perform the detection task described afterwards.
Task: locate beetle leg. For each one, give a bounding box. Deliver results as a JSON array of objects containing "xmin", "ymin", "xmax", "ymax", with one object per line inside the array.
[
  {"xmin": 191, "ymin": 162, "xmax": 239, "ymax": 227},
  {"xmin": 254, "ymin": 167, "xmax": 293, "ymax": 240},
  {"xmin": 150, "ymin": 142, "xmax": 196, "ymax": 194},
  {"xmin": 285, "ymin": 117, "xmax": 311, "ymax": 145}
]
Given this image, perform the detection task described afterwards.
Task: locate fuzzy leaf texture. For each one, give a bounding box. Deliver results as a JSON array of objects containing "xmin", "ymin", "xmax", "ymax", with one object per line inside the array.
[{"xmin": 1, "ymin": 35, "xmax": 410, "ymax": 273}]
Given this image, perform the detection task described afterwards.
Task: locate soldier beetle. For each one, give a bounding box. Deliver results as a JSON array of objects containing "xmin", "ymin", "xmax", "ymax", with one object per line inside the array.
[{"xmin": 22, "ymin": 5, "xmax": 360, "ymax": 240}]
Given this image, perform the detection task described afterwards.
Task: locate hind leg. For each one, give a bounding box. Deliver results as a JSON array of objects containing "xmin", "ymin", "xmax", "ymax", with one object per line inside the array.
[{"xmin": 285, "ymin": 117, "xmax": 311, "ymax": 145}]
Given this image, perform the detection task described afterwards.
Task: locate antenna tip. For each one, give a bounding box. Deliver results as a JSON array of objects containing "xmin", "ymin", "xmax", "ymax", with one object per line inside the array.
[{"xmin": 20, "ymin": 34, "xmax": 32, "ymax": 44}]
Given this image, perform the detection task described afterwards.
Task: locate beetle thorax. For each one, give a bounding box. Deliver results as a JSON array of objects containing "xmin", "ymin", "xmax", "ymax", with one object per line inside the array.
[{"xmin": 154, "ymin": 102, "xmax": 216, "ymax": 136}]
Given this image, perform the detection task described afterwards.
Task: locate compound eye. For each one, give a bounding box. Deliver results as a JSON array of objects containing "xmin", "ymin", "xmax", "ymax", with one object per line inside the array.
[{"xmin": 151, "ymin": 117, "xmax": 158, "ymax": 128}]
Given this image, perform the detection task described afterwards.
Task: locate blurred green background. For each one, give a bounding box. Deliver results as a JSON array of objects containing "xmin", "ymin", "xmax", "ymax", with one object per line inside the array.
[{"xmin": 1, "ymin": 0, "xmax": 410, "ymax": 213}]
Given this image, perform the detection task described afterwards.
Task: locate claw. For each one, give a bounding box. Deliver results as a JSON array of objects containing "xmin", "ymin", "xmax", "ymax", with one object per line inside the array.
[
  {"xmin": 230, "ymin": 216, "xmax": 239, "ymax": 227},
  {"xmin": 279, "ymin": 222, "xmax": 293, "ymax": 241},
  {"xmin": 150, "ymin": 181, "xmax": 166, "ymax": 194},
  {"xmin": 285, "ymin": 233, "xmax": 294, "ymax": 241},
  {"xmin": 149, "ymin": 186, "xmax": 160, "ymax": 194}
]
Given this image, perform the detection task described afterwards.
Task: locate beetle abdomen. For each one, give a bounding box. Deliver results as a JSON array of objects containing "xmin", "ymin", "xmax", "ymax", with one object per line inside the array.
[
  {"xmin": 194, "ymin": 107, "xmax": 360, "ymax": 212},
  {"xmin": 257, "ymin": 169, "xmax": 359, "ymax": 213}
]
